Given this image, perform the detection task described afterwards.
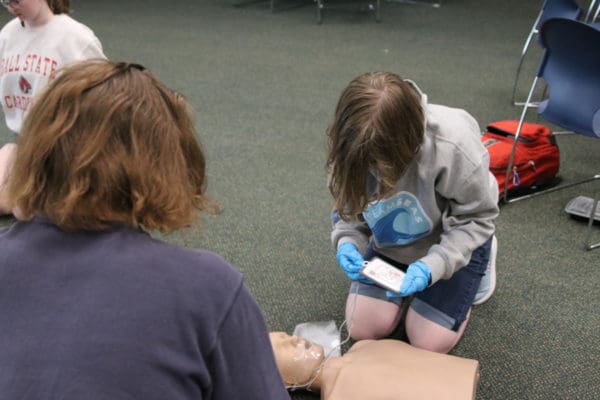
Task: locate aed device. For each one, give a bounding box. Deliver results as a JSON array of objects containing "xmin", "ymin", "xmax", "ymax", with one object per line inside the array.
[{"xmin": 360, "ymin": 257, "xmax": 406, "ymax": 293}]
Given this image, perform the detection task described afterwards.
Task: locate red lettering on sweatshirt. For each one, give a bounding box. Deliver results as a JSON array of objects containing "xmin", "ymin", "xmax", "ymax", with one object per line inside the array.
[
  {"xmin": 1, "ymin": 53, "xmax": 59, "ymax": 77},
  {"xmin": 4, "ymin": 95, "xmax": 32, "ymax": 111}
]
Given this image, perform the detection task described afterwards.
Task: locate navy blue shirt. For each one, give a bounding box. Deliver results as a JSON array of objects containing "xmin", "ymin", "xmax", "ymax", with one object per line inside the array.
[{"xmin": 0, "ymin": 218, "xmax": 288, "ymax": 400}]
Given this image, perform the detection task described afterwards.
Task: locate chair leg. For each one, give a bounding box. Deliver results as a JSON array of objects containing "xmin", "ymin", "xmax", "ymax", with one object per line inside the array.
[
  {"xmin": 316, "ymin": 0, "xmax": 323, "ymax": 24},
  {"xmin": 511, "ymin": 33, "xmax": 535, "ymax": 106},
  {"xmin": 584, "ymin": 0, "xmax": 598, "ymax": 22},
  {"xmin": 585, "ymin": 193, "xmax": 600, "ymax": 251},
  {"xmin": 503, "ymin": 76, "xmax": 540, "ymax": 203},
  {"xmin": 511, "ymin": 9, "xmax": 543, "ymax": 106}
]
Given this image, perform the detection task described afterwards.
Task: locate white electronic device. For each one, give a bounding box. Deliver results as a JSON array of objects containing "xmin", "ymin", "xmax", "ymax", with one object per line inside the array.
[{"xmin": 360, "ymin": 257, "xmax": 406, "ymax": 293}]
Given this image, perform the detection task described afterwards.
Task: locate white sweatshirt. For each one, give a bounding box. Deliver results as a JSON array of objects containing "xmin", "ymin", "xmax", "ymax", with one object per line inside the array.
[{"xmin": 0, "ymin": 14, "xmax": 105, "ymax": 133}]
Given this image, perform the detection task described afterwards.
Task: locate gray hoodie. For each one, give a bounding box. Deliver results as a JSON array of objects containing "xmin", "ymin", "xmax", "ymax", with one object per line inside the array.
[{"xmin": 332, "ymin": 81, "xmax": 499, "ymax": 284}]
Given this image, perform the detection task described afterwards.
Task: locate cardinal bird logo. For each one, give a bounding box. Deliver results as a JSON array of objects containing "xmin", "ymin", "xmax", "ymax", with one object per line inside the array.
[{"xmin": 19, "ymin": 76, "xmax": 32, "ymax": 94}]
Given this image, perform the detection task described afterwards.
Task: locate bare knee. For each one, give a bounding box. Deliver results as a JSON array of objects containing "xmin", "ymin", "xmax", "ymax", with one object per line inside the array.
[
  {"xmin": 407, "ymin": 331, "xmax": 457, "ymax": 354},
  {"xmin": 405, "ymin": 307, "xmax": 471, "ymax": 354},
  {"xmin": 345, "ymin": 293, "xmax": 402, "ymax": 340}
]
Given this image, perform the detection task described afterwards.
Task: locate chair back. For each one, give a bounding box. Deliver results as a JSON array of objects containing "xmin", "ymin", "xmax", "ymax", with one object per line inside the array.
[
  {"xmin": 536, "ymin": 18, "xmax": 600, "ymax": 138},
  {"xmin": 538, "ymin": 0, "xmax": 581, "ymax": 28}
]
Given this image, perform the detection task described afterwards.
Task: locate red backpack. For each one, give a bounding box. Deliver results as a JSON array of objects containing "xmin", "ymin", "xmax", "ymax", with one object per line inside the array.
[{"xmin": 481, "ymin": 120, "xmax": 560, "ymax": 197}]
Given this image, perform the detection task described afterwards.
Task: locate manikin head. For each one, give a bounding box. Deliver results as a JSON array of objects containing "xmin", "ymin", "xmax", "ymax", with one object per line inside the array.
[
  {"xmin": 269, "ymin": 331, "xmax": 326, "ymax": 389},
  {"xmin": 326, "ymin": 71, "xmax": 425, "ymax": 220},
  {"xmin": 2, "ymin": 0, "xmax": 69, "ymax": 27}
]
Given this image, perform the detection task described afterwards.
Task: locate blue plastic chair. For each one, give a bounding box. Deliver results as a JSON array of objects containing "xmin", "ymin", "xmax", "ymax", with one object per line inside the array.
[
  {"xmin": 511, "ymin": 0, "xmax": 583, "ymax": 106},
  {"xmin": 503, "ymin": 18, "xmax": 600, "ymax": 250}
]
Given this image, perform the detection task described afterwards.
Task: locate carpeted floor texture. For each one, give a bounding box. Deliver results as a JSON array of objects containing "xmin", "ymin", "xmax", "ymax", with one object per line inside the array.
[{"xmin": 1, "ymin": 1, "xmax": 598, "ymax": 399}]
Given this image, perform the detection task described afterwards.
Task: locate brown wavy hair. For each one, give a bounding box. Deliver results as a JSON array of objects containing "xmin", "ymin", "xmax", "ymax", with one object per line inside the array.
[
  {"xmin": 8, "ymin": 59, "xmax": 218, "ymax": 232},
  {"xmin": 47, "ymin": 0, "xmax": 70, "ymax": 14},
  {"xmin": 326, "ymin": 72, "xmax": 424, "ymax": 220}
]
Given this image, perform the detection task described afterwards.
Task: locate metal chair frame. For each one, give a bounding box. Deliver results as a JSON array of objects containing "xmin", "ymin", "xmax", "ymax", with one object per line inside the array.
[
  {"xmin": 315, "ymin": 0, "xmax": 381, "ymax": 24},
  {"xmin": 386, "ymin": 0, "xmax": 441, "ymax": 8},
  {"xmin": 585, "ymin": 196, "xmax": 600, "ymax": 250},
  {"xmin": 511, "ymin": 0, "xmax": 583, "ymax": 107},
  {"xmin": 503, "ymin": 18, "xmax": 600, "ymax": 251},
  {"xmin": 584, "ymin": 0, "xmax": 599, "ymax": 22}
]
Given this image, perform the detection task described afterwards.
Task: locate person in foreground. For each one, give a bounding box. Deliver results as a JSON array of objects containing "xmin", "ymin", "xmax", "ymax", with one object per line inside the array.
[
  {"xmin": 328, "ymin": 72, "xmax": 499, "ymax": 353},
  {"xmin": 269, "ymin": 331, "xmax": 480, "ymax": 399},
  {"xmin": 0, "ymin": 0, "xmax": 105, "ymax": 215},
  {"xmin": 0, "ymin": 59, "xmax": 288, "ymax": 400}
]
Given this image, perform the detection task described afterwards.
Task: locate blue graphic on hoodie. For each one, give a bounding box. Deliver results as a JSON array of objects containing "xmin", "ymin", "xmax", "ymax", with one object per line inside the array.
[{"xmin": 363, "ymin": 192, "xmax": 432, "ymax": 246}]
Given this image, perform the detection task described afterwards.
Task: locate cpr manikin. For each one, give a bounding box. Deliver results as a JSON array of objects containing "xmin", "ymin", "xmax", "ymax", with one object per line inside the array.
[{"xmin": 269, "ymin": 331, "xmax": 480, "ymax": 400}]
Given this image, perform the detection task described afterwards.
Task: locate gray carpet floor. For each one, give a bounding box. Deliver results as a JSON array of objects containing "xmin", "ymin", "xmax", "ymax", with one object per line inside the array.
[{"xmin": 1, "ymin": 0, "xmax": 598, "ymax": 399}]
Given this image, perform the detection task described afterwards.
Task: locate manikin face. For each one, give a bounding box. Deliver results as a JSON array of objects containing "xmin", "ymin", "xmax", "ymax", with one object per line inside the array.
[
  {"xmin": 4, "ymin": 0, "xmax": 52, "ymax": 27},
  {"xmin": 269, "ymin": 331, "xmax": 325, "ymax": 387}
]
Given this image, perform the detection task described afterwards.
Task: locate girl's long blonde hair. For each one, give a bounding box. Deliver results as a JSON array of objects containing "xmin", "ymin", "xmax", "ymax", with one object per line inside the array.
[{"xmin": 326, "ymin": 72, "xmax": 424, "ymax": 220}]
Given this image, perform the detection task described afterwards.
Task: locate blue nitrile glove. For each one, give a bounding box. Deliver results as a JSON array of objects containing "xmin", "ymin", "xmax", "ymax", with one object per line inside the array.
[
  {"xmin": 386, "ymin": 260, "xmax": 431, "ymax": 298},
  {"xmin": 336, "ymin": 242, "xmax": 372, "ymax": 284}
]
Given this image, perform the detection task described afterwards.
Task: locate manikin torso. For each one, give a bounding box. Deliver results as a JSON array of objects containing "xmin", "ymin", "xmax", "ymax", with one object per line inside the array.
[{"xmin": 319, "ymin": 340, "xmax": 479, "ymax": 400}]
